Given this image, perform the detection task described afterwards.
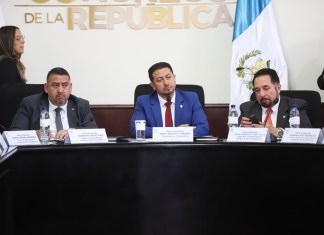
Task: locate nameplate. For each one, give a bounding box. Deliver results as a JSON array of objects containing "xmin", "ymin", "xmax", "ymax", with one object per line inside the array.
[
  {"xmin": 3, "ymin": 130, "xmax": 41, "ymax": 146},
  {"xmin": 227, "ymin": 127, "xmax": 271, "ymax": 143},
  {"xmin": 152, "ymin": 127, "xmax": 194, "ymax": 142},
  {"xmin": 281, "ymin": 128, "xmax": 323, "ymax": 144},
  {"xmin": 67, "ymin": 128, "xmax": 108, "ymax": 144}
]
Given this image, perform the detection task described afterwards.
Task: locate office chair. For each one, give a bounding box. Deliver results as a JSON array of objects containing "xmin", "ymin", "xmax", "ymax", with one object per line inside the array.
[
  {"xmin": 251, "ymin": 90, "xmax": 322, "ymax": 128},
  {"xmin": 0, "ymin": 83, "xmax": 44, "ymax": 131},
  {"xmin": 317, "ymin": 68, "xmax": 324, "ymax": 89},
  {"xmin": 134, "ymin": 84, "xmax": 205, "ymax": 108}
]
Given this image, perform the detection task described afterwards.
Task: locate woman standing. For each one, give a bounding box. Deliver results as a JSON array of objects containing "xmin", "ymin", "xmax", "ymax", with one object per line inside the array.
[{"xmin": 0, "ymin": 25, "xmax": 26, "ymax": 86}]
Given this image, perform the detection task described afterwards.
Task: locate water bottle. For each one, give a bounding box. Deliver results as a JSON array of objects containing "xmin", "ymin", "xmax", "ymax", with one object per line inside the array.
[
  {"xmin": 289, "ymin": 104, "xmax": 300, "ymax": 128},
  {"xmin": 39, "ymin": 107, "xmax": 50, "ymax": 144},
  {"xmin": 228, "ymin": 104, "xmax": 239, "ymax": 128}
]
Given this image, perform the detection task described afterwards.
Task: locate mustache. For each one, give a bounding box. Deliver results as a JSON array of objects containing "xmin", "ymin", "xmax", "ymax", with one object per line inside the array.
[{"xmin": 260, "ymin": 97, "xmax": 279, "ymax": 106}]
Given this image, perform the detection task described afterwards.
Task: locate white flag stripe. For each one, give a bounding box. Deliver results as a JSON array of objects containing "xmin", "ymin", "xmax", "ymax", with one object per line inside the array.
[{"xmin": 230, "ymin": 1, "xmax": 288, "ymax": 114}]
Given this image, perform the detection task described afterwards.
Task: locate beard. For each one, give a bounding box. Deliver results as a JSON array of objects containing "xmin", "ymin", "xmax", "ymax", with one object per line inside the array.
[
  {"xmin": 260, "ymin": 98, "xmax": 272, "ymax": 108},
  {"xmin": 163, "ymin": 86, "xmax": 174, "ymax": 96},
  {"xmin": 260, "ymin": 90, "xmax": 280, "ymax": 108},
  {"xmin": 55, "ymin": 95, "xmax": 67, "ymax": 106}
]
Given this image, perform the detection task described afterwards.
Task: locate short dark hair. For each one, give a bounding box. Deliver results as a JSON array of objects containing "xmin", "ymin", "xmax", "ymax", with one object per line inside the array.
[
  {"xmin": 252, "ymin": 68, "xmax": 280, "ymax": 86},
  {"xmin": 148, "ymin": 62, "xmax": 173, "ymax": 81},
  {"xmin": 46, "ymin": 67, "xmax": 70, "ymax": 81}
]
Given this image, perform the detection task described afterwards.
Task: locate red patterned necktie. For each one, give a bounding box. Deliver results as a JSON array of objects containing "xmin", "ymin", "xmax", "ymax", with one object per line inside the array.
[
  {"xmin": 165, "ymin": 101, "xmax": 173, "ymax": 127},
  {"xmin": 265, "ymin": 108, "xmax": 273, "ymax": 126}
]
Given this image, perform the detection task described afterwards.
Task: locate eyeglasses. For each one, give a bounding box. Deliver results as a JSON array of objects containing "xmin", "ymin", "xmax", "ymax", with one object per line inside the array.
[{"xmin": 15, "ymin": 35, "xmax": 25, "ymax": 41}]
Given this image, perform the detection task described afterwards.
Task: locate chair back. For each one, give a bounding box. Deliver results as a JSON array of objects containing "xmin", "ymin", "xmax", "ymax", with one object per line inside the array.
[
  {"xmin": 0, "ymin": 84, "xmax": 44, "ymax": 131},
  {"xmin": 134, "ymin": 84, "xmax": 205, "ymax": 108},
  {"xmin": 251, "ymin": 90, "xmax": 322, "ymax": 128}
]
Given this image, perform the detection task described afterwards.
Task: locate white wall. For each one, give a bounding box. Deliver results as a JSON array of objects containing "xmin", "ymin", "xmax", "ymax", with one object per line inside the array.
[{"xmin": 1, "ymin": 0, "xmax": 324, "ymax": 104}]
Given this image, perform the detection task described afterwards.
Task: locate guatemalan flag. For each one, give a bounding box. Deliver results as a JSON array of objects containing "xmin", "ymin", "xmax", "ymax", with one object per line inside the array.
[
  {"xmin": 0, "ymin": 4, "xmax": 5, "ymax": 27},
  {"xmin": 230, "ymin": 0, "xmax": 288, "ymax": 114}
]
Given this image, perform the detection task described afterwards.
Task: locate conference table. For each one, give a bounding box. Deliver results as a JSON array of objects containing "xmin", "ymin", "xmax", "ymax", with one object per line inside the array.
[{"xmin": 1, "ymin": 140, "xmax": 324, "ymax": 235}]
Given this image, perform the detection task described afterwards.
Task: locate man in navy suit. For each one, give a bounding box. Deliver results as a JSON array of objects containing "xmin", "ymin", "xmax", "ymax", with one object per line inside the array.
[
  {"xmin": 130, "ymin": 62, "xmax": 209, "ymax": 138},
  {"xmin": 10, "ymin": 67, "xmax": 97, "ymax": 140}
]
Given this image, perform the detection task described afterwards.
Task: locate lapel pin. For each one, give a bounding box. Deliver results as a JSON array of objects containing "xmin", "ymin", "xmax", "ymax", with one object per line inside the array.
[
  {"xmin": 180, "ymin": 105, "xmax": 183, "ymax": 108},
  {"xmin": 72, "ymin": 108, "xmax": 75, "ymax": 111},
  {"xmin": 283, "ymin": 115, "xmax": 286, "ymax": 119}
]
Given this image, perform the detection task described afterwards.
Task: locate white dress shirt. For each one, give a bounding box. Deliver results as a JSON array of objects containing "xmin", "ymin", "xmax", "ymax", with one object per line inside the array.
[
  {"xmin": 48, "ymin": 100, "xmax": 69, "ymax": 131},
  {"xmin": 157, "ymin": 92, "xmax": 176, "ymax": 127}
]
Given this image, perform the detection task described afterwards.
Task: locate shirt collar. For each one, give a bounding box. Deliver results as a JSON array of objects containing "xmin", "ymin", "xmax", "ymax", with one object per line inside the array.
[
  {"xmin": 261, "ymin": 96, "xmax": 280, "ymax": 114},
  {"xmin": 48, "ymin": 100, "xmax": 68, "ymax": 112}
]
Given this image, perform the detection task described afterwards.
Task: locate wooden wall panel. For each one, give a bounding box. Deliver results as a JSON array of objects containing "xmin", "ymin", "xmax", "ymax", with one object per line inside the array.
[
  {"xmin": 91, "ymin": 105, "xmax": 134, "ymax": 138},
  {"xmin": 91, "ymin": 104, "xmax": 324, "ymax": 139},
  {"xmin": 91, "ymin": 104, "xmax": 230, "ymax": 139}
]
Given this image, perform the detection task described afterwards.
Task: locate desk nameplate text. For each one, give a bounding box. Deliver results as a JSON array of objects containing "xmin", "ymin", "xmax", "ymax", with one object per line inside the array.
[
  {"xmin": 67, "ymin": 128, "xmax": 108, "ymax": 144},
  {"xmin": 227, "ymin": 127, "xmax": 270, "ymax": 143},
  {"xmin": 281, "ymin": 128, "xmax": 323, "ymax": 144},
  {"xmin": 152, "ymin": 127, "xmax": 194, "ymax": 142},
  {"xmin": 3, "ymin": 130, "xmax": 41, "ymax": 146}
]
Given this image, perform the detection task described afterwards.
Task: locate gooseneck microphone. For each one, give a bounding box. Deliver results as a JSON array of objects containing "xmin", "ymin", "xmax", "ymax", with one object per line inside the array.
[{"xmin": 317, "ymin": 68, "xmax": 324, "ymax": 90}]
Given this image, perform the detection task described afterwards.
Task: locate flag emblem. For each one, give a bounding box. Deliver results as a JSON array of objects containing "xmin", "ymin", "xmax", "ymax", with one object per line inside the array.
[{"xmin": 236, "ymin": 50, "xmax": 270, "ymax": 90}]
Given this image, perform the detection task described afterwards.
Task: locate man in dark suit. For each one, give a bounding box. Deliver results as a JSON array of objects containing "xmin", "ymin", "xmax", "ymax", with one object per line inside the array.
[
  {"xmin": 130, "ymin": 62, "xmax": 209, "ymax": 138},
  {"xmin": 10, "ymin": 67, "xmax": 97, "ymax": 140},
  {"xmin": 239, "ymin": 68, "xmax": 312, "ymax": 139}
]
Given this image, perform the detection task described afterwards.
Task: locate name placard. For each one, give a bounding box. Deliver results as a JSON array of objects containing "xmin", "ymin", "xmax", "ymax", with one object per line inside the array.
[
  {"xmin": 152, "ymin": 127, "xmax": 194, "ymax": 142},
  {"xmin": 3, "ymin": 130, "xmax": 41, "ymax": 146},
  {"xmin": 227, "ymin": 127, "xmax": 270, "ymax": 143},
  {"xmin": 281, "ymin": 128, "xmax": 323, "ymax": 144},
  {"xmin": 67, "ymin": 128, "xmax": 108, "ymax": 144}
]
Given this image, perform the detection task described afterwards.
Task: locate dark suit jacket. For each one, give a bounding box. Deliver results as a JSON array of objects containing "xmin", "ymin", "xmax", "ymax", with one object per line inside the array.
[
  {"xmin": 0, "ymin": 56, "xmax": 23, "ymax": 87},
  {"xmin": 239, "ymin": 95, "xmax": 312, "ymax": 128},
  {"xmin": 130, "ymin": 88, "xmax": 210, "ymax": 138},
  {"xmin": 10, "ymin": 92, "xmax": 98, "ymax": 130}
]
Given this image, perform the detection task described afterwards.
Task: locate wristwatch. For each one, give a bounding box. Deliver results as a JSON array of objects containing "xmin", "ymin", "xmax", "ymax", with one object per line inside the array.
[{"xmin": 276, "ymin": 128, "xmax": 284, "ymax": 138}]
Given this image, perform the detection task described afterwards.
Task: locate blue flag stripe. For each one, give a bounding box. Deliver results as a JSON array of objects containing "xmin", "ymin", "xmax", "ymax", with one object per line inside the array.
[{"xmin": 232, "ymin": 0, "xmax": 271, "ymax": 41}]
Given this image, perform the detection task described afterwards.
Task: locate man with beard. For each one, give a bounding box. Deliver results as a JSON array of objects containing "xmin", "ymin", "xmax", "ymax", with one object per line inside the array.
[
  {"xmin": 10, "ymin": 67, "xmax": 97, "ymax": 140},
  {"xmin": 130, "ymin": 62, "xmax": 209, "ymax": 138},
  {"xmin": 239, "ymin": 68, "xmax": 312, "ymax": 139}
]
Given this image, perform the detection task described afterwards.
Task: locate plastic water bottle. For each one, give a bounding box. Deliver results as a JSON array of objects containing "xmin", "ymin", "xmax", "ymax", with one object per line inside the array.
[
  {"xmin": 228, "ymin": 104, "xmax": 239, "ymax": 128},
  {"xmin": 39, "ymin": 107, "xmax": 50, "ymax": 144},
  {"xmin": 289, "ymin": 104, "xmax": 300, "ymax": 128}
]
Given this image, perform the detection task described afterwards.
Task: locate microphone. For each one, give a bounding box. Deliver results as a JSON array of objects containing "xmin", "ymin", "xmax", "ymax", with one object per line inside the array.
[
  {"xmin": 78, "ymin": 117, "xmax": 95, "ymax": 127},
  {"xmin": 317, "ymin": 68, "xmax": 324, "ymax": 90},
  {"xmin": 236, "ymin": 67, "xmax": 245, "ymax": 71},
  {"xmin": 273, "ymin": 97, "xmax": 279, "ymax": 105}
]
